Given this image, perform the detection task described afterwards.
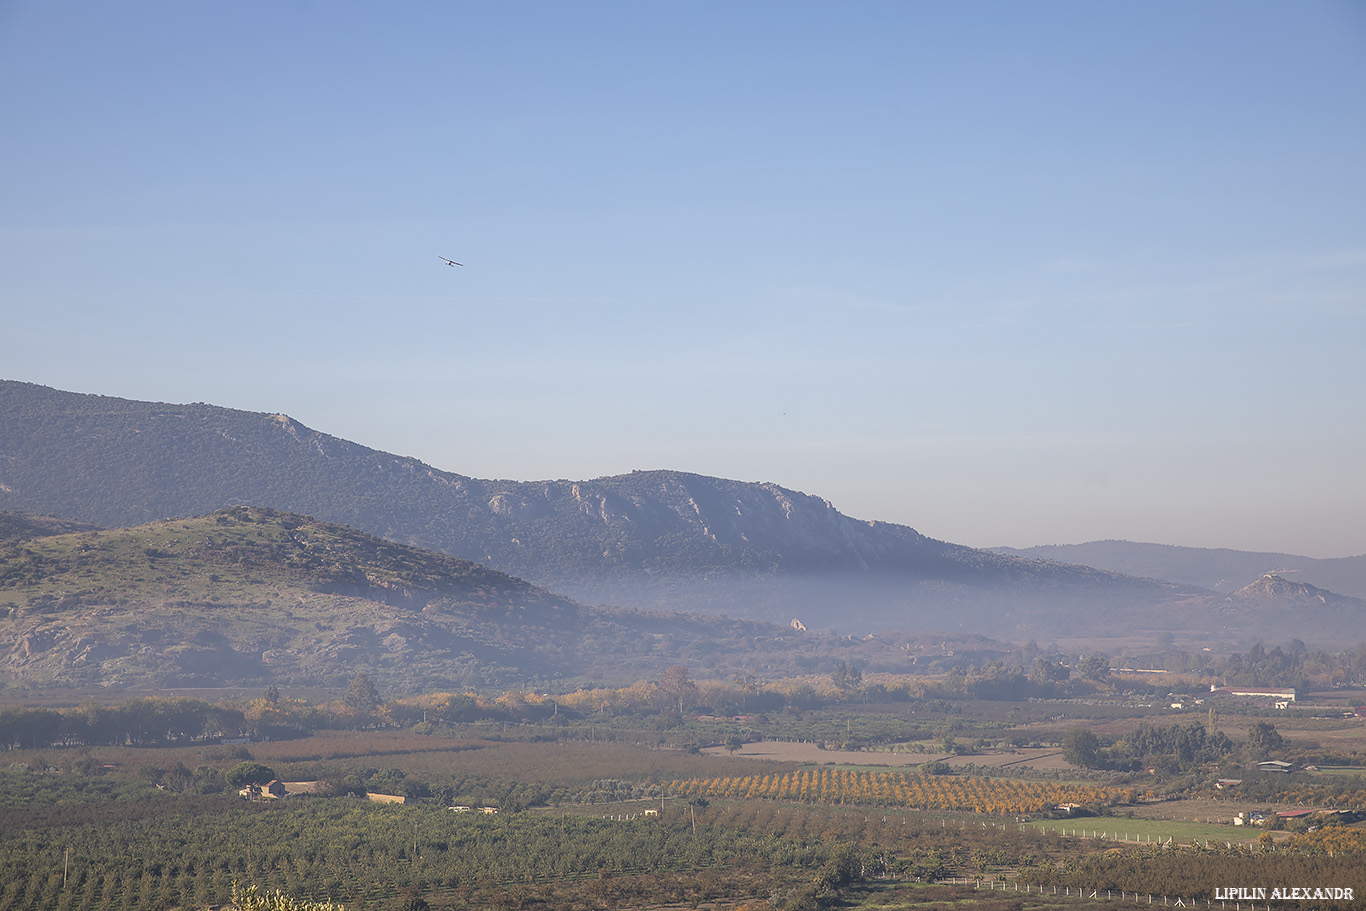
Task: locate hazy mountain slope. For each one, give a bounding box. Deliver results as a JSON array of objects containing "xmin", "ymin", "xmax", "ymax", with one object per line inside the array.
[
  {"xmin": 0, "ymin": 506, "xmax": 818, "ymax": 689},
  {"xmin": 0, "ymin": 381, "xmax": 1199, "ymax": 635},
  {"xmin": 992, "ymin": 541, "xmax": 1366, "ymax": 601},
  {"xmin": 0, "ymin": 380, "xmax": 1057, "ymax": 580},
  {"xmin": 0, "ymin": 380, "xmax": 476, "ymax": 534},
  {"xmin": 0, "ymin": 511, "xmax": 100, "ymax": 543},
  {"xmin": 1201, "ymin": 574, "xmax": 1366, "ymax": 644}
]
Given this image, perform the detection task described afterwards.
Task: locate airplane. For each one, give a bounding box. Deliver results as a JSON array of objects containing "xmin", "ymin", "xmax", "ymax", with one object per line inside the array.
[{"xmin": 439, "ymin": 257, "xmax": 464, "ymax": 267}]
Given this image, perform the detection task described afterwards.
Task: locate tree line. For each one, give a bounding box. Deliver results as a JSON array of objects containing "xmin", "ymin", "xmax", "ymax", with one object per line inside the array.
[{"xmin": 1061, "ymin": 720, "xmax": 1236, "ymax": 772}]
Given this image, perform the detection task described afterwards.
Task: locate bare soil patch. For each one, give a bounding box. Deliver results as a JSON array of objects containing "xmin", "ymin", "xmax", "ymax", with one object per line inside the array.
[{"xmin": 945, "ymin": 748, "xmax": 1073, "ymax": 771}]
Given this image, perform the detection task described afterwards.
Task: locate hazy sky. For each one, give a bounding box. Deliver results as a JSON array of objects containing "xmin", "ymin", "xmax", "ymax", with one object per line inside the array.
[{"xmin": 2, "ymin": 2, "xmax": 1363, "ymax": 558}]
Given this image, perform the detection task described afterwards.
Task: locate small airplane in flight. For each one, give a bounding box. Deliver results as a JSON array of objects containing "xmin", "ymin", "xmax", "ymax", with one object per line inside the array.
[{"xmin": 439, "ymin": 257, "xmax": 464, "ymax": 267}]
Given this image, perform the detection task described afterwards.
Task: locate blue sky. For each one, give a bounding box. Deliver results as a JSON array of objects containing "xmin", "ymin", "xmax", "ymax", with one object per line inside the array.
[{"xmin": 2, "ymin": 1, "xmax": 1363, "ymax": 558}]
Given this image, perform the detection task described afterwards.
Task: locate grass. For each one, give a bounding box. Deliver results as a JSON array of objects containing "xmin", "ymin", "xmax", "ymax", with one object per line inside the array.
[
  {"xmin": 1310, "ymin": 766, "xmax": 1366, "ymax": 777},
  {"xmin": 1022, "ymin": 815, "xmax": 1248, "ymax": 846}
]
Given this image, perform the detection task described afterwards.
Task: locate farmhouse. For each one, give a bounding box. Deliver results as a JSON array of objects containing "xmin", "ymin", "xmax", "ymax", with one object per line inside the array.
[
  {"xmin": 238, "ymin": 780, "xmax": 287, "ymax": 800},
  {"xmin": 1234, "ymin": 811, "xmax": 1270, "ymax": 826}
]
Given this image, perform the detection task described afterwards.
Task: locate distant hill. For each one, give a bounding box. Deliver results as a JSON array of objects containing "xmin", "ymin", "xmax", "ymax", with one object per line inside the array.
[
  {"xmin": 1200, "ymin": 574, "xmax": 1366, "ymax": 643},
  {"xmin": 6, "ymin": 380, "xmax": 1364, "ymax": 646},
  {"xmin": 0, "ymin": 511, "xmax": 100, "ymax": 543},
  {"xmin": 0, "ymin": 506, "xmax": 842, "ymax": 690},
  {"xmin": 0, "ymin": 380, "xmax": 1201, "ymax": 638},
  {"xmin": 991, "ymin": 541, "xmax": 1366, "ymax": 601},
  {"xmin": 1226, "ymin": 573, "xmax": 1366, "ymax": 610}
]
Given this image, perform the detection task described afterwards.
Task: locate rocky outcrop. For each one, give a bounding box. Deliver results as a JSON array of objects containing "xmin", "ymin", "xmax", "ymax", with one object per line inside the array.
[{"xmin": 1227, "ymin": 573, "xmax": 1363, "ymax": 608}]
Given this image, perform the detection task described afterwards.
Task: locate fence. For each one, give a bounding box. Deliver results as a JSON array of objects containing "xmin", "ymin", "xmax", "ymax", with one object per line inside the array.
[{"xmin": 947, "ymin": 877, "xmax": 1282, "ymax": 910}]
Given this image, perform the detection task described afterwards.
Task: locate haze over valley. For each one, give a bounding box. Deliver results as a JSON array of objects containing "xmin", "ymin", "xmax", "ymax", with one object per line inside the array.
[
  {"xmin": 2, "ymin": 4, "xmax": 1363, "ymax": 910},
  {"xmin": 3, "ymin": 379, "xmax": 1364, "ymax": 683}
]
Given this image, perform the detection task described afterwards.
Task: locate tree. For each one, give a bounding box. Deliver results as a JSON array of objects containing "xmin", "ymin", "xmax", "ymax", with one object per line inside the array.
[
  {"xmin": 397, "ymin": 886, "xmax": 430, "ymax": 911},
  {"xmin": 725, "ymin": 734, "xmax": 744, "ymax": 755},
  {"xmin": 831, "ymin": 660, "xmax": 862, "ymax": 690},
  {"xmin": 1030, "ymin": 657, "xmax": 1070, "ymax": 687},
  {"xmin": 226, "ymin": 761, "xmax": 277, "ymax": 788},
  {"xmin": 814, "ymin": 843, "xmax": 861, "ymax": 893},
  {"xmin": 1075, "ymin": 653, "xmax": 1111, "ymax": 682},
  {"xmin": 344, "ymin": 674, "xmax": 381, "ymax": 716},
  {"xmin": 658, "ymin": 666, "xmax": 696, "ymax": 715},
  {"xmin": 1245, "ymin": 721, "xmax": 1285, "ymax": 761},
  {"xmin": 1062, "ymin": 726, "xmax": 1104, "ymax": 769},
  {"xmin": 229, "ymin": 883, "xmax": 346, "ymax": 911}
]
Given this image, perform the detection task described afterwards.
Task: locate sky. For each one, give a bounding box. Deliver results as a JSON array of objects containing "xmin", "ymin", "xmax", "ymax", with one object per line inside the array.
[{"xmin": 2, "ymin": 2, "xmax": 1364, "ymax": 559}]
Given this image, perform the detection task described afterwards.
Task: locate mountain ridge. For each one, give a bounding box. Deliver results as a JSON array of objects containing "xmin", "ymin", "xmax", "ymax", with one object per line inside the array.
[
  {"xmin": 0, "ymin": 380, "xmax": 1196, "ymax": 636},
  {"xmin": 6, "ymin": 379, "xmax": 1360, "ymax": 644},
  {"xmin": 991, "ymin": 540, "xmax": 1366, "ymax": 601}
]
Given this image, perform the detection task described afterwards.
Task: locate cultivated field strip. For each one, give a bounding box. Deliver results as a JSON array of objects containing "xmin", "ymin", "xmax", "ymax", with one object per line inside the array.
[{"xmin": 670, "ymin": 768, "xmax": 1138, "ymax": 814}]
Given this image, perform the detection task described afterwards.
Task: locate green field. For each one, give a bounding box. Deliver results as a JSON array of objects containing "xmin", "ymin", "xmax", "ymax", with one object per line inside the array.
[
  {"xmin": 1023, "ymin": 815, "xmax": 1249, "ymax": 846},
  {"xmin": 1312, "ymin": 766, "xmax": 1366, "ymax": 777}
]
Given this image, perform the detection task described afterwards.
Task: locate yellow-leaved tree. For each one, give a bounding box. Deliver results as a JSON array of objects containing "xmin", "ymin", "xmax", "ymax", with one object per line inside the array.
[{"xmin": 227, "ymin": 882, "xmax": 347, "ymax": 911}]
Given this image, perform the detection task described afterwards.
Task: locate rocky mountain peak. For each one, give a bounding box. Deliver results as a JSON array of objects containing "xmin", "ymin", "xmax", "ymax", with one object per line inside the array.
[{"xmin": 1230, "ymin": 573, "xmax": 1346, "ymax": 605}]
